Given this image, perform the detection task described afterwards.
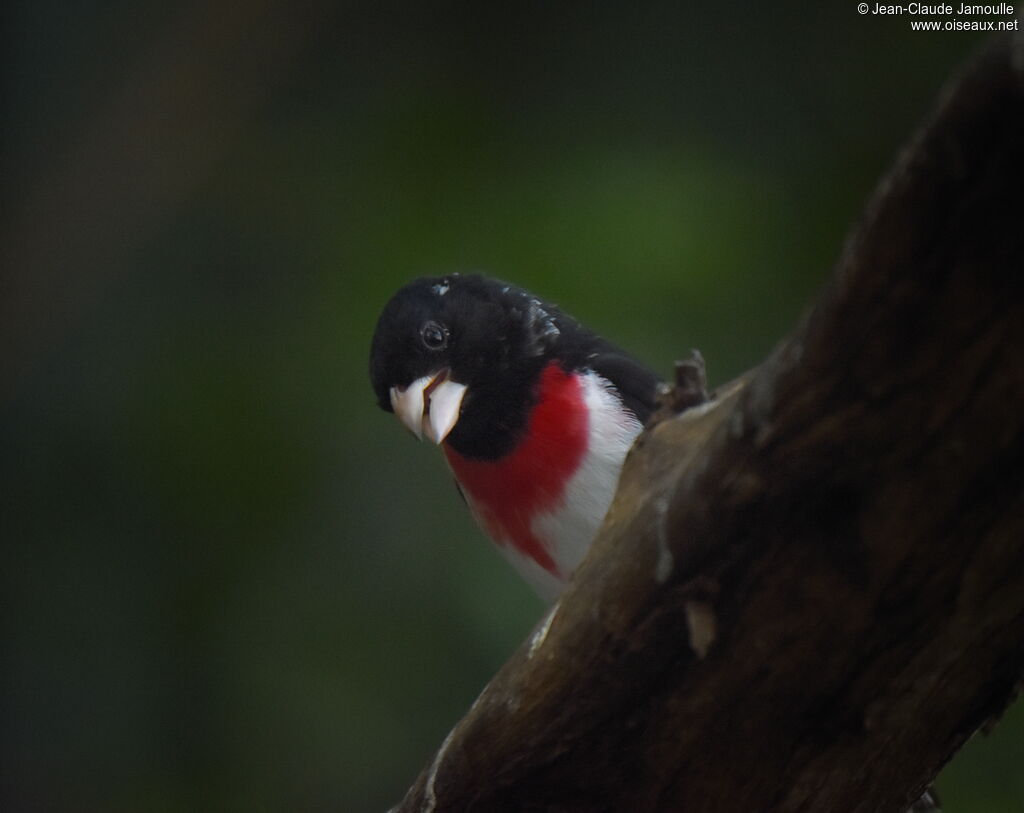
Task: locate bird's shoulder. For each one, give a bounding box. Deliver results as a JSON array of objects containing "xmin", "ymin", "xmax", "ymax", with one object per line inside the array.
[
  {"xmin": 550, "ymin": 318, "xmax": 661, "ymax": 424},
  {"xmin": 586, "ymin": 349, "xmax": 662, "ymax": 424}
]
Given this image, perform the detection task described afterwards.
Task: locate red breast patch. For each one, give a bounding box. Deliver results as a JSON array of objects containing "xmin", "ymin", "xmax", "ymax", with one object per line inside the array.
[{"xmin": 443, "ymin": 362, "xmax": 588, "ymax": 576}]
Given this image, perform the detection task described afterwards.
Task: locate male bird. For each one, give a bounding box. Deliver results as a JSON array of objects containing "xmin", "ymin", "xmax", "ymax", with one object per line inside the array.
[
  {"xmin": 369, "ymin": 273, "xmax": 661, "ymax": 602},
  {"xmin": 371, "ymin": 279, "xmax": 942, "ymax": 813}
]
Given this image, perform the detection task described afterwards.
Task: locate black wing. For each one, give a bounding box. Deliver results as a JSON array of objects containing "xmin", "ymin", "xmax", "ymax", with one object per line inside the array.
[{"xmin": 589, "ymin": 350, "xmax": 663, "ymax": 424}]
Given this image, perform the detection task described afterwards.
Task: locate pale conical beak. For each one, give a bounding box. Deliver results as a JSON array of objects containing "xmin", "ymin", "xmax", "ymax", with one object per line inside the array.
[{"xmin": 389, "ymin": 371, "xmax": 468, "ymax": 444}]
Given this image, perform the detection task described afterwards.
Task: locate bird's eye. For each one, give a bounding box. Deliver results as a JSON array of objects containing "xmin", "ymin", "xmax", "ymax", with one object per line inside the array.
[{"xmin": 420, "ymin": 320, "xmax": 448, "ymax": 350}]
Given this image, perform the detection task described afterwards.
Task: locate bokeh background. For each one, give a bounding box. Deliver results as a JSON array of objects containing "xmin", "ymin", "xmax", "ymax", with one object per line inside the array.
[{"xmin": 3, "ymin": 2, "xmax": 1022, "ymax": 811}]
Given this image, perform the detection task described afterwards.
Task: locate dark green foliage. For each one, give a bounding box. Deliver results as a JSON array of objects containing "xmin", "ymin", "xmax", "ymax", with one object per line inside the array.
[{"xmin": 3, "ymin": 3, "xmax": 1020, "ymax": 810}]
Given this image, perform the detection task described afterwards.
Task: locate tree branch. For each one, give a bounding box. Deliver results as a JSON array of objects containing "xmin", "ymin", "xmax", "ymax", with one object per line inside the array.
[{"xmin": 396, "ymin": 35, "xmax": 1024, "ymax": 813}]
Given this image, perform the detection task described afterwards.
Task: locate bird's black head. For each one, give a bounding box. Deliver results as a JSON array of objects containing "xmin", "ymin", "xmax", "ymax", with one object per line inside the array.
[{"xmin": 369, "ymin": 273, "xmax": 572, "ymax": 459}]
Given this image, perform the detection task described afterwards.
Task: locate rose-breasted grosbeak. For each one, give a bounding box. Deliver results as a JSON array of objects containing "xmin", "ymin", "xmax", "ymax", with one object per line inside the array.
[
  {"xmin": 369, "ymin": 273, "xmax": 661, "ymax": 602},
  {"xmin": 370, "ymin": 275, "xmax": 943, "ymax": 813}
]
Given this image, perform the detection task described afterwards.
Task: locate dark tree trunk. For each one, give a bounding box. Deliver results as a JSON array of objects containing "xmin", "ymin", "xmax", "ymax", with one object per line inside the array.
[{"xmin": 395, "ymin": 35, "xmax": 1024, "ymax": 813}]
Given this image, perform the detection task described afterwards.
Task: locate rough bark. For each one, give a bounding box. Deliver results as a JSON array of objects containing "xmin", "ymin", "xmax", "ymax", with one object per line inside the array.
[{"xmin": 396, "ymin": 36, "xmax": 1024, "ymax": 813}]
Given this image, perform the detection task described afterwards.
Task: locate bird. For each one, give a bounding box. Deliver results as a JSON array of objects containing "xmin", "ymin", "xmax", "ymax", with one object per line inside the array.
[
  {"xmin": 370, "ymin": 277, "xmax": 943, "ymax": 813},
  {"xmin": 369, "ymin": 273, "xmax": 661, "ymax": 603}
]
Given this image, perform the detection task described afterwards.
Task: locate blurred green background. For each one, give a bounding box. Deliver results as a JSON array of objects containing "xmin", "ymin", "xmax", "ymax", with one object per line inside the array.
[{"xmin": 3, "ymin": 2, "xmax": 1021, "ymax": 811}]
